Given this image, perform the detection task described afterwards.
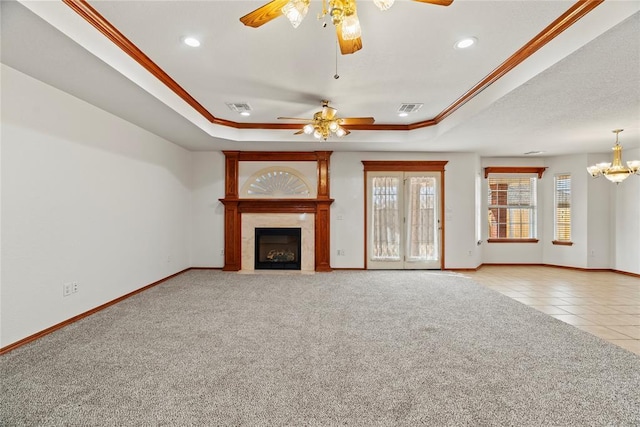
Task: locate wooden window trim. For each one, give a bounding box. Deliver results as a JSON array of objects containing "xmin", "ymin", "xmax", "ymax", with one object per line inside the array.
[
  {"xmin": 552, "ymin": 240, "xmax": 574, "ymax": 246},
  {"xmin": 486, "ymin": 168, "xmax": 542, "ymax": 241},
  {"xmin": 484, "ymin": 166, "xmax": 547, "ymax": 179},
  {"xmin": 363, "ymin": 160, "xmax": 447, "ymax": 172},
  {"xmin": 488, "ymin": 239, "xmax": 539, "ymax": 243},
  {"xmin": 554, "ymin": 174, "xmax": 572, "ymax": 243}
]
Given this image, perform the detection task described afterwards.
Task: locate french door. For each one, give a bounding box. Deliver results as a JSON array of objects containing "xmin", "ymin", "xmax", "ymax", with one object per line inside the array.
[{"xmin": 366, "ymin": 171, "xmax": 442, "ymax": 269}]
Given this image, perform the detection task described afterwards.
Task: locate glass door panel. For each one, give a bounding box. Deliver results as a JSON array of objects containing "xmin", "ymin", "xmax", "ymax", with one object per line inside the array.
[
  {"xmin": 367, "ymin": 172, "xmax": 441, "ymax": 269},
  {"xmin": 368, "ymin": 173, "xmax": 404, "ymax": 269},
  {"xmin": 404, "ymin": 173, "xmax": 440, "ymax": 269}
]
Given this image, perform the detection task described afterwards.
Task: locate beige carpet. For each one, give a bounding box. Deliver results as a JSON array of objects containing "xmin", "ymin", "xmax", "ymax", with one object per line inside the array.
[{"xmin": 2, "ymin": 270, "xmax": 639, "ymax": 426}]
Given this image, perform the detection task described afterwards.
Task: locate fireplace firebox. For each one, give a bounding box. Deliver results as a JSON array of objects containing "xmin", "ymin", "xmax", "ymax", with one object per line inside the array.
[{"xmin": 255, "ymin": 228, "xmax": 302, "ymax": 270}]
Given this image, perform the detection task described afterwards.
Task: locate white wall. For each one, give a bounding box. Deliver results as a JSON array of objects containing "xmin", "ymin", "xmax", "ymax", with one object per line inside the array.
[
  {"xmin": 586, "ymin": 153, "xmax": 614, "ymax": 269},
  {"xmin": 1, "ymin": 66, "xmax": 193, "ymax": 347},
  {"xmin": 329, "ymin": 151, "xmax": 480, "ymax": 269},
  {"xmin": 613, "ymin": 147, "xmax": 640, "ymax": 274},
  {"xmin": 190, "ymin": 151, "xmax": 225, "ymax": 267},
  {"xmin": 542, "ymin": 154, "xmax": 589, "ymax": 268}
]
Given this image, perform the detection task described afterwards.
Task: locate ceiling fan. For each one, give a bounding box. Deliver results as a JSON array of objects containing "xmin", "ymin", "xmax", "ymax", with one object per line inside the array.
[
  {"xmin": 240, "ymin": 0, "xmax": 453, "ymax": 55},
  {"xmin": 278, "ymin": 100, "xmax": 375, "ymax": 140}
]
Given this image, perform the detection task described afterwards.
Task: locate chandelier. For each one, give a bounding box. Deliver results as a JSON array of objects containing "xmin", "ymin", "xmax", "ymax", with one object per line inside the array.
[{"xmin": 587, "ymin": 129, "xmax": 640, "ymax": 184}]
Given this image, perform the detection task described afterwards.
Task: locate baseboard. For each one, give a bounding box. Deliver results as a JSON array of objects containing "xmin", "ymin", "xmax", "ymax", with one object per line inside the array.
[
  {"xmin": 0, "ymin": 268, "xmax": 191, "ymax": 355},
  {"xmin": 478, "ymin": 263, "xmax": 640, "ymax": 277},
  {"xmin": 543, "ymin": 263, "xmax": 610, "ymax": 272},
  {"xmin": 480, "ymin": 263, "xmax": 545, "ymax": 268},
  {"xmin": 611, "ymin": 269, "xmax": 640, "ymax": 278}
]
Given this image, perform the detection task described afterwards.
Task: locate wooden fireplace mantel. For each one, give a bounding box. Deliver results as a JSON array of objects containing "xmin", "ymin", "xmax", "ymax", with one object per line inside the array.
[{"xmin": 220, "ymin": 151, "xmax": 334, "ymax": 272}]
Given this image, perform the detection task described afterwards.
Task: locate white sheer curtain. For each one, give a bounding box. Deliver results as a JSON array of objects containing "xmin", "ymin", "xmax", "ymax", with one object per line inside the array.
[
  {"xmin": 371, "ymin": 176, "xmax": 401, "ymax": 260},
  {"xmin": 406, "ymin": 177, "xmax": 437, "ymax": 261}
]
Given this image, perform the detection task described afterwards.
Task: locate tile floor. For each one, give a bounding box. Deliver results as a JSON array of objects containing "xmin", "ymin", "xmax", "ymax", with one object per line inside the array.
[{"xmin": 462, "ymin": 265, "xmax": 640, "ymax": 356}]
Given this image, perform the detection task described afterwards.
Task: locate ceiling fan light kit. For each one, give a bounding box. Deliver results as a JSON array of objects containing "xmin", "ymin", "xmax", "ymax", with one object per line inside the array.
[
  {"xmin": 282, "ymin": 0, "xmax": 310, "ymax": 28},
  {"xmin": 586, "ymin": 129, "xmax": 640, "ymax": 184},
  {"xmin": 278, "ymin": 100, "xmax": 374, "ymax": 141},
  {"xmin": 373, "ymin": 0, "xmax": 395, "ymax": 11},
  {"xmin": 241, "ymin": 0, "xmax": 453, "ymax": 55},
  {"xmin": 340, "ymin": 10, "xmax": 362, "ymax": 41}
]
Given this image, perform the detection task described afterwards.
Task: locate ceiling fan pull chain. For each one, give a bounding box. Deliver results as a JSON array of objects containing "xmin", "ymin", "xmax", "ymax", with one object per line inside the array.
[{"xmin": 334, "ymin": 41, "xmax": 340, "ymax": 79}]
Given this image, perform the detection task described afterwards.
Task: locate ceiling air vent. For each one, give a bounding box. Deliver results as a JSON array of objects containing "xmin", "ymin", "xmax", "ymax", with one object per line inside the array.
[
  {"xmin": 397, "ymin": 103, "xmax": 423, "ymax": 114},
  {"xmin": 225, "ymin": 102, "xmax": 252, "ymax": 113}
]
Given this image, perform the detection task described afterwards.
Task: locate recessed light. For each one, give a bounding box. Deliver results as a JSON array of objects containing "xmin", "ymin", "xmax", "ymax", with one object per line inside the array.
[
  {"xmin": 240, "ymin": 111, "xmax": 251, "ymax": 117},
  {"xmin": 454, "ymin": 37, "xmax": 477, "ymax": 49},
  {"xmin": 398, "ymin": 112, "xmax": 408, "ymax": 117},
  {"xmin": 183, "ymin": 37, "xmax": 201, "ymax": 47}
]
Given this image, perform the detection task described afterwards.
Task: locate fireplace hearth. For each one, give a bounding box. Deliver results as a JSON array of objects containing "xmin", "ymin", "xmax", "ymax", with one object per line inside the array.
[{"xmin": 255, "ymin": 228, "xmax": 302, "ymax": 270}]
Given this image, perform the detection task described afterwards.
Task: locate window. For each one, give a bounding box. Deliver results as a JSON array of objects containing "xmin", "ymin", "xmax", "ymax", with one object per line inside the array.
[
  {"xmin": 487, "ymin": 176, "xmax": 538, "ymax": 241},
  {"xmin": 553, "ymin": 174, "xmax": 572, "ymax": 245}
]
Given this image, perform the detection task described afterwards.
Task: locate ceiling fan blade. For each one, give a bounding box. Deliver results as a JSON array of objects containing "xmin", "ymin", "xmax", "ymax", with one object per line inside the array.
[
  {"xmin": 336, "ymin": 25, "xmax": 362, "ymax": 55},
  {"xmin": 411, "ymin": 0, "xmax": 454, "ymax": 6},
  {"xmin": 240, "ymin": 0, "xmax": 289, "ymax": 28},
  {"xmin": 340, "ymin": 117, "xmax": 375, "ymax": 125}
]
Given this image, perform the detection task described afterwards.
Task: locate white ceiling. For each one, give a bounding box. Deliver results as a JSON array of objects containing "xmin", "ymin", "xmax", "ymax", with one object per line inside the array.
[{"xmin": 2, "ymin": 0, "xmax": 639, "ymax": 156}]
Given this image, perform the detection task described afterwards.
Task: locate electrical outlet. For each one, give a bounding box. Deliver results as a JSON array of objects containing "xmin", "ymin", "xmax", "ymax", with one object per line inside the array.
[
  {"xmin": 220, "ymin": 249, "xmax": 225, "ymax": 256},
  {"xmin": 63, "ymin": 283, "xmax": 73, "ymax": 297},
  {"xmin": 72, "ymin": 282, "xmax": 79, "ymax": 293},
  {"xmin": 337, "ymin": 249, "xmax": 345, "ymax": 256}
]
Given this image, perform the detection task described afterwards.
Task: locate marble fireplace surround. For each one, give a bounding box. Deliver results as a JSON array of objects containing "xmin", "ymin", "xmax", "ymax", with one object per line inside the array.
[
  {"xmin": 242, "ymin": 214, "xmax": 315, "ymax": 271},
  {"xmin": 220, "ymin": 151, "xmax": 333, "ymax": 272}
]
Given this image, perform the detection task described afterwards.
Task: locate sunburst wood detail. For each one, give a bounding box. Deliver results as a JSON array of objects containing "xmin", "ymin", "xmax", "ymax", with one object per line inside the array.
[{"xmin": 243, "ymin": 169, "xmax": 311, "ymax": 197}]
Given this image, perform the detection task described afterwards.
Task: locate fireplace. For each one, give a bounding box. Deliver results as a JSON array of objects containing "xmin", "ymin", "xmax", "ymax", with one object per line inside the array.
[
  {"xmin": 220, "ymin": 151, "xmax": 333, "ymax": 272},
  {"xmin": 255, "ymin": 228, "xmax": 302, "ymax": 270}
]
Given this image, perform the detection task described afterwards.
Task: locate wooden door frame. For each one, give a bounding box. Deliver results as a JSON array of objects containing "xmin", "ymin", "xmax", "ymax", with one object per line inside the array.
[{"xmin": 362, "ymin": 161, "xmax": 448, "ymax": 270}]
